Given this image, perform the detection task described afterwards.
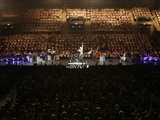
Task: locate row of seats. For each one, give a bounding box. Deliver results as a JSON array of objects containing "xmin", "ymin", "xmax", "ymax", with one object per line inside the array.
[
  {"xmin": 0, "ymin": 9, "xmax": 63, "ymax": 33},
  {"xmin": 0, "ymin": 33, "xmax": 158, "ymax": 58},
  {"xmin": 90, "ymin": 9, "xmax": 132, "ymax": 32},
  {"xmin": 21, "ymin": 8, "xmax": 62, "ymax": 23},
  {"xmin": 66, "ymin": 9, "xmax": 87, "ymax": 19},
  {"xmin": 2, "ymin": 34, "xmax": 47, "ymax": 57},
  {"xmin": 154, "ymin": 9, "xmax": 160, "ymax": 26},
  {"xmin": 20, "ymin": 9, "xmax": 62, "ymax": 33},
  {"xmin": 20, "ymin": 23, "xmax": 62, "ymax": 33},
  {"xmin": 0, "ymin": 10, "xmax": 20, "ymax": 18},
  {"xmin": 131, "ymin": 7, "xmax": 152, "ymax": 19},
  {"xmin": 1, "ymin": 7, "xmax": 160, "ymax": 33},
  {"xmin": 151, "ymin": 31, "xmax": 160, "ymax": 52}
]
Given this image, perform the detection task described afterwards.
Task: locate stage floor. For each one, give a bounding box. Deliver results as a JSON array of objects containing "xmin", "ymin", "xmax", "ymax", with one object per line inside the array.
[{"xmin": 0, "ymin": 58, "xmax": 134, "ymax": 66}]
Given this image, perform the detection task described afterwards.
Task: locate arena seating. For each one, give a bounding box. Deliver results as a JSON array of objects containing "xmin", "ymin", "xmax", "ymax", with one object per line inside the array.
[
  {"xmin": 0, "ymin": 10, "xmax": 20, "ymax": 20},
  {"xmin": 153, "ymin": 9, "xmax": 160, "ymax": 26},
  {"xmin": 0, "ymin": 32, "xmax": 157, "ymax": 59},
  {"xmin": 0, "ymin": 5, "xmax": 160, "ymax": 120},
  {"xmin": 0, "ymin": 7, "xmax": 160, "ymax": 58},
  {"xmin": 90, "ymin": 8, "xmax": 132, "ymax": 32},
  {"xmin": 66, "ymin": 8, "xmax": 87, "ymax": 20},
  {"xmin": 131, "ymin": 7, "xmax": 152, "ymax": 21},
  {"xmin": 20, "ymin": 9, "xmax": 62, "ymax": 33}
]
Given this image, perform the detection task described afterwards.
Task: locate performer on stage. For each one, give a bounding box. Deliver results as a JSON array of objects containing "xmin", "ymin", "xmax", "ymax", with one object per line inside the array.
[
  {"xmin": 88, "ymin": 48, "xmax": 94, "ymax": 62},
  {"xmin": 77, "ymin": 43, "xmax": 83, "ymax": 62},
  {"xmin": 119, "ymin": 53, "xmax": 127, "ymax": 62},
  {"xmin": 27, "ymin": 52, "xmax": 33, "ymax": 63},
  {"xmin": 50, "ymin": 47, "xmax": 56, "ymax": 63},
  {"xmin": 40, "ymin": 51, "xmax": 46, "ymax": 61},
  {"xmin": 94, "ymin": 47, "xmax": 100, "ymax": 59}
]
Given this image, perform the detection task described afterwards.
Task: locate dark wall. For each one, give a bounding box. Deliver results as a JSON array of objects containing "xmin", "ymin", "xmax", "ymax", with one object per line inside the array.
[
  {"xmin": 0, "ymin": 0, "xmax": 156, "ymax": 10},
  {"xmin": 153, "ymin": 0, "xmax": 160, "ymax": 9}
]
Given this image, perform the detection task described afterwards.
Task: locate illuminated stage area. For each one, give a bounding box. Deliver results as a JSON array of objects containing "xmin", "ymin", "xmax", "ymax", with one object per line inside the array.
[
  {"xmin": 67, "ymin": 62, "xmax": 89, "ymax": 68},
  {"xmin": 0, "ymin": 55, "xmax": 160, "ymax": 67},
  {"xmin": 0, "ymin": 54, "xmax": 133, "ymax": 66}
]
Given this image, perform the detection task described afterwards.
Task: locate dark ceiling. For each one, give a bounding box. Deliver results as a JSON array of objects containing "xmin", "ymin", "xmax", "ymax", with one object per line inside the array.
[{"xmin": 0, "ymin": 0, "xmax": 158, "ymax": 10}]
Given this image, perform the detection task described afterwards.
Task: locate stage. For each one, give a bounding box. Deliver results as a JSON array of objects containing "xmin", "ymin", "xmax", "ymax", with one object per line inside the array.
[
  {"xmin": 0, "ymin": 57, "xmax": 135, "ymax": 67},
  {"xmin": 1, "ymin": 55, "xmax": 160, "ymax": 67}
]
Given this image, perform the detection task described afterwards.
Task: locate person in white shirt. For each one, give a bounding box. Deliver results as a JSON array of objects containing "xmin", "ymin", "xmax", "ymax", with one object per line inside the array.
[{"xmin": 77, "ymin": 43, "xmax": 83, "ymax": 62}]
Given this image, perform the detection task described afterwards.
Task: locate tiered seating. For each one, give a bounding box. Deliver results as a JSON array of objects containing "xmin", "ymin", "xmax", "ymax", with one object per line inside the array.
[
  {"xmin": 0, "ymin": 8, "xmax": 160, "ymax": 59},
  {"xmin": 131, "ymin": 7, "xmax": 152, "ymax": 20},
  {"xmin": 154, "ymin": 9, "xmax": 160, "ymax": 26},
  {"xmin": 0, "ymin": 10, "xmax": 20, "ymax": 22},
  {"xmin": 20, "ymin": 9, "xmax": 62, "ymax": 33},
  {"xmin": 3, "ymin": 34, "xmax": 48, "ymax": 56},
  {"xmin": 66, "ymin": 8, "xmax": 86, "ymax": 20},
  {"xmin": 0, "ymin": 10, "xmax": 20, "ymax": 18},
  {"xmin": 151, "ymin": 31, "xmax": 160, "ymax": 54},
  {"xmin": 0, "ymin": 37, "xmax": 5, "ymax": 56},
  {"xmin": 1, "ymin": 32, "xmax": 156, "ymax": 59},
  {"xmin": 47, "ymin": 33, "xmax": 155, "ymax": 58},
  {"xmin": 106, "ymin": 33, "xmax": 155, "ymax": 57},
  {"xmin": 90, "ymin": 9, "xmax": 132, "ymax": 32},
  {"xmin": 47, "ymin": 33, "xmax": 100, "ymax": 58}
]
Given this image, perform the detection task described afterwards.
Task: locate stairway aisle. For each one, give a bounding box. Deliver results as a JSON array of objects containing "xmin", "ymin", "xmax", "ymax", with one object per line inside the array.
[
  {"xmin": 84, "ymin": 20, "xmax": 91, "ymax": 33},
  {"xmin": 62, "ymin": 9, "xmax": 69, "ymax": 33}
]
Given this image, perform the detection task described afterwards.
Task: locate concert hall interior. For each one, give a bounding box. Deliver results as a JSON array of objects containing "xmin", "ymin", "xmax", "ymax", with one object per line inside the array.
[{"xmin": 0, "ymin": 0, "xmax": 160, "ymax": 120}]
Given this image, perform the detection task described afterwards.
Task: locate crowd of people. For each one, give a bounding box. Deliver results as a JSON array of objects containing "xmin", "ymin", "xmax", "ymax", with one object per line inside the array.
[
  {"xmin": 1, "ymin": 7, "xmax": 160, "ymax": 33},
  {"xmin": 0, "ymin": 33, "xmax": 159, "ymax": 61},
  {"xmin": 131, "ymin": 7, "xmax": 152, "ymax": 21},
  {"xmin": 0, "ymin": 7, "xmax": 160, "ymax": 60},
  {"xmin": 20, "ymin": 8, "xmax": 63, "ymax": 33},
  {"xmin": 90, "ymin": 9, "xmax": 132, "ymax": 32},
  {"xmin": 0, "ymin": 65, "xmax": 160, "ymax": 120},
  {"xmin": 0, "ymin": 6, "xmax": 160, "ymax": 120},
  {"xmin": 154, "ymin": 9, "xmax": 160, "ymax": 27},
  {"xmin": 0, "ymin": 9, "xmax": 63, "ymax": 33},
  {"xmin": 66, "ymin": 9, "xmax": 87, "ymax": 20}
]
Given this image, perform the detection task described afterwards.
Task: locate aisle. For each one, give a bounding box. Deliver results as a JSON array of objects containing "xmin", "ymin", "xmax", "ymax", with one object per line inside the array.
[{"xmin": 0, "ymin": 87, "xmax": 17, "ymax": 107}]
